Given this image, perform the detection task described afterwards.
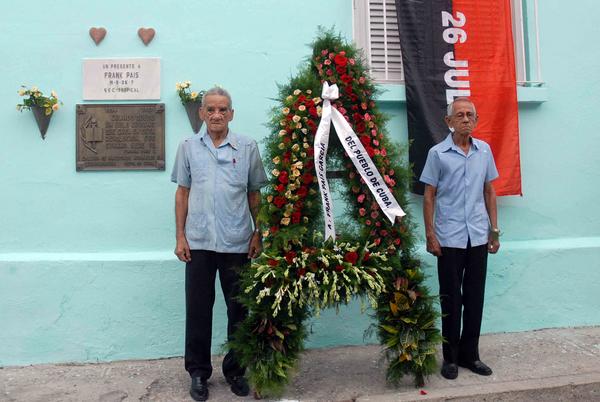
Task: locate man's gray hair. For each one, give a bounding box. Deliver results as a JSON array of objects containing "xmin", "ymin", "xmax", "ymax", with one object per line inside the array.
[
  {"xmin": 447, "ymin": 97, "xmax": 476, "ymax": 116},
  {"xmin": 202, "ymin": 86, "xmax": 233, "ymax": 109}
]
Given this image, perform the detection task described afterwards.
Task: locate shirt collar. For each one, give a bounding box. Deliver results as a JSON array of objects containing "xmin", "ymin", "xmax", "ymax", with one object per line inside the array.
[
  {"xmin": 441, "ymin": 132, "xmax": 479, "ymax": 153},
  {"xmin": 200, "ymin": 130, "xmax": 238, "ymax": 150}
]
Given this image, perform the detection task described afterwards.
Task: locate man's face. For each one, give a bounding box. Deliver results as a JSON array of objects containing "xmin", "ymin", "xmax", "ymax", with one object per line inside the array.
[
  {"xmin": 201, "ymin": 94, "xmax": 234, "ymax": 136},
  {"xmin": 445, "ymin": 100, "xmax": 478, "ymax": 137}
]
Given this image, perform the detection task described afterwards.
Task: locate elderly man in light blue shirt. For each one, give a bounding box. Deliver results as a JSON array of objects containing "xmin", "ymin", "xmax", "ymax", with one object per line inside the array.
[
  {"xmin": 171, "ymin": 87, "xmax": 267, "ymax": 401},
  {"xmin": 420, "ymin": 97, "xmax": 500, "ymax": 381}
]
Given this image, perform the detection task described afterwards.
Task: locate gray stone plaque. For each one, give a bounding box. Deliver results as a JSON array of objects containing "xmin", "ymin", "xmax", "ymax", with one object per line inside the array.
[{"xmin": 76, "ymin": 103, "xmax": 165, "ymax": 171}]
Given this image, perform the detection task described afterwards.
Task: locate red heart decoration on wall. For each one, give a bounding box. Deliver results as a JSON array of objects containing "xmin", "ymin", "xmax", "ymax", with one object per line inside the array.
[
  {"xmin": 89, "ymin": 27, "xmax": 107, "ymax": 45},
  {"xmin": 137, "ymin": 28, "xmax": 155, "ymax": 46}
]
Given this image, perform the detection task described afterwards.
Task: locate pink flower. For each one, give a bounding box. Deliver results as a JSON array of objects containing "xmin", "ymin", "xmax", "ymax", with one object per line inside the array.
[
  {"xmin": 364, "ymin": 113, "xmax": 372, "ymax": 121},
  {"xmin": 381, "ymin": 148, "xmax": 387, "ymax": 157},
  {"xmin": 389, "ymin": 169, "xmax": 395, "ymax": 176},
  {"xmin": 324, "ymin": 59, "xmax": 331, "ymax": 65},
  {"xmin": 371, "ymin": 129, "xmax": 377, "ymax": 137},
  {"xmin": 358, "ymin": 76, "xmax": 366, "ymax": 84},
  {"xmin": 373, "ymin": 140, "xmax": 379, "ymax": 146},
  {"xmin": 357, "ymin": 194, "xmax": 366, "ymax": 203},
  {"xmin": 366, "ymin": 220, "xmax": 372, "ymax": 226},
  {"xmin": 375, "ymin": 221, "xmax": 381, "ymax": 227},
  {"xmin": 359, "ymin": 208, "xmax": 367, "ymax": 216},
  {"xmin": 349, "ymin": 58, "xmax": 355, "ymax": 65},
  {"xmin": 371, "ymin": 211, "xmax": 379, "ymax": 219},
  {"xmin": 326, "ymin": 69, "xmax": 333, "ymax": 76},
  {"xmin": 321, "ymin": 49, "xmax": 329, "ymax": 55}
]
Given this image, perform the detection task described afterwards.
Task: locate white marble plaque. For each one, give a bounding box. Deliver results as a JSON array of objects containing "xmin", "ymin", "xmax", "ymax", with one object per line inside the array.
[{"xmin": 83, "ymin": 58, "xmax": 161, "ymax": 100}]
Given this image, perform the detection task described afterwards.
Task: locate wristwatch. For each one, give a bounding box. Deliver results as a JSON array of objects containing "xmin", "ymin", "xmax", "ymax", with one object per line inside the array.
[{"xmin": 489, "ymin": 227, "xmax": 501, "ymax": 241}]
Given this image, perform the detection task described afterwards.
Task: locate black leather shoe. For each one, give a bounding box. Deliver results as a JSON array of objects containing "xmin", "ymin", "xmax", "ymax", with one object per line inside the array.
[
  {"xmin": 458, "ymin": 359, "xmax": 493, "ymax": 376},
  {"xmin": 441, "ymin": 361, "xmax": 458, "ymax": 379},
  {"xmin": 190, "ymin": 377, "xmax": 209, "ymax": 401},
  {"xmin": 226, "ymin": 375, "xmax": 250, "ymax": 397}
]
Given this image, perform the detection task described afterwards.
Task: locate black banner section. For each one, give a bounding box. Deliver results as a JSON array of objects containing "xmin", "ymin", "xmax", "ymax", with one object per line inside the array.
[{"xmin": 395, "ymin": 0, "xmax": 454, "ymax": 195}]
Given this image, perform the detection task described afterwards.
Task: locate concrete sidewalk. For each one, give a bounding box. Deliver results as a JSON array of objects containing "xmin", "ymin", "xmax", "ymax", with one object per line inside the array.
[{"xmin": 1, "ymin": 327, "xmax": 599, "ymax": 402}]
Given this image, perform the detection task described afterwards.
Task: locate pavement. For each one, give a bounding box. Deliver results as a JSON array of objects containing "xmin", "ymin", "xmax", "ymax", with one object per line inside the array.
[{"xmin": 1, "ymin": 327, "xmax": 599, "ymax": 402}]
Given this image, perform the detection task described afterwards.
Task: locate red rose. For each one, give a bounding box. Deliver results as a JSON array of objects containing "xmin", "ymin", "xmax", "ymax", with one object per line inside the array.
[
  {"xmin": 344, "ymin": 251, "xmax": 359, "ymax": 265},
  {"xmin": 297, "ymin": 268, "xmax": 306, "ymax": 277},
  {"xmin": 298, "ymin": 95, "xmax": 307, "ymax": 103},
  {"xmin": 352, "ymin": 112, "xmax": 363, "ymax": 123},
  {"xmin": 336, "ymin": 65, "xmax": 346, "ymax": 74},
  {"xmin": 363, "ymin": 252, "xmax": 371, "ymax": 262},
  {"xmin": 309, "ymin": 107, "xmax": 318, "ymax": 118},
  {"xmin": 285, "ymin": 251, "xmax": 297, "ymax": 264},
  {"xmin": 335, "ymin": 265, "xmax": 345, "ymax": 272},
  {"xmin": 273, "ymin": 196, "xmax": 287, "ymax": 208},
  {"xmin": 341, "ymin": 74, "xmax": 353, "ymax": 84},
  {"xmin": 278, "ymin": 171, "xmax": 289, "ymax": 184},
  {"xmin": 359, "ymin": 135, "xmax": 371, "ymax": 147},
  {"xmin": 302, "ymin": 173, "xmax": 314, "ymax": 185},
  {"xmin": 292, "ymin": 211, "xmax": 302, "ymax": 224},
  {"xmin": 275, "ymin": 184, "xmax": 285, "ymax": 193},
  {"xmin": 296, "ymin": 186, "xmax": 308, "ymax": 198},
  {"xmin": 365, "ymin": 146, "xmax": 375, "ymax": 157},
  {"xmin": 270, "ymin": 225, "xmax": 279, "ymax": 234},
  {"xmin": 356, "ymin": 121, "xmax": 366, "ymax": 133},
  {"xmin": 334, "ymin": 53, "xmax": 348, "ymax": 67},
  {"xmin": 305, "ymin": 160, "xmax": 314, "ymax": 170},
  {"xmin": 268, "ymin": 259, "xmax": 278, "ymax": 267}
]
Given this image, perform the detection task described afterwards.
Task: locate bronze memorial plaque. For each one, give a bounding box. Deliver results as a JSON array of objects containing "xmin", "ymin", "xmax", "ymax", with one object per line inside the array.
[{"xmin": 76, "ymin": 103, "xmax": 165, "ymax": 171}]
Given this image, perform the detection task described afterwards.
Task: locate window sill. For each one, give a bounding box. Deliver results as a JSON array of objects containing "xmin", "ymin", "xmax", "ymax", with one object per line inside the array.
[{"xmin": 375, "ymin": 84, "xmax": 548, "ymax": 104}]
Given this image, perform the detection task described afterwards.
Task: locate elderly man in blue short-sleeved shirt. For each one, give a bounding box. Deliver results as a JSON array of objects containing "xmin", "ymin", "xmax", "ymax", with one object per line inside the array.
[
  {"xmin": 171, "ymin": 87, "xmax": 267, "ymax": 401},
  {"xmin": 420, "ymin": 97, "xmax": 500, "ymax": 381}
]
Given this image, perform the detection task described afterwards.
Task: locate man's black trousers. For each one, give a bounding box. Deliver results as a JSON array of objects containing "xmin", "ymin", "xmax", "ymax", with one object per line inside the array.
[
  {"xmin": 437, "ymin": 243, "xmax": 488, "ymax": 364},
  {"xmin": 185, "ymin": 250, "xmax": 249, "ymax": 379}
]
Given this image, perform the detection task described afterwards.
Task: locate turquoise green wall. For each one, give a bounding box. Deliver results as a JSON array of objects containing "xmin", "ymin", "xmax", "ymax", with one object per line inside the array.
[{"xmin": 1, "ymin": 0, "xmax": 599, "ymax": 367}]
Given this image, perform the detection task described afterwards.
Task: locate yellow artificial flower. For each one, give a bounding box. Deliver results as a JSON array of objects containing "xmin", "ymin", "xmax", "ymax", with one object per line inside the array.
[
  {"xmin": 303, "ymin": 142, "xmax": 309, "ymax": 149},
  {"xmin": 18, "ymin": 89, "xmax": 25, "ymax": 96},
  {"xmin": 292, "ymin": 132, "xmax": 297, "ymax": 140},
  {"xmin": 271, "ymin": 169, "xmax": 280, "ymax": 177},
  {"xmin": 190, "ymin": 92, "xmax": 198, "ymax": 99},
  {"xmin": 52, "ymin": 103, "xmax": 60, "ymax": 111},
  {"xmin": 51, "ymin": 90, "xmax": 57, "ymax": 98},
  {"xmin": 295, "ymin": 122, "xmax": 302, "ymax": 129},
  {"xmin": 281, "ymin": 217, "xmax": 291, "ymax": 226},
  {"xmin": 292, "ymin": 115, "xmax": 301, "ymax": 123},
  {"xmin": 272, "ymin": 156, "xmax": 281, "ymax": 164},
  {"xmin": 292, "ymin": 169, "xmax": 301, "ymax": 177},
  {"xmin": 282, "ymin": 107, "xmax": 290, "ymax": 115},
  {"xmin": 278, "ymin": 143, "xmax": 286, "ymax": 150},
  {"xmin": 291, "ymin": 144, "xmax": 300, "ymax": 152},
  {"xmin": 286, "ymin": 95, "xmax": 293, "ymax": 102},
  {"xmin": 293, "ymin": 89, "xmax": 301, "ymax": 95},
  {"xmin": 278, "ymin": 129, "xmax": 287, "ymax": 137}
]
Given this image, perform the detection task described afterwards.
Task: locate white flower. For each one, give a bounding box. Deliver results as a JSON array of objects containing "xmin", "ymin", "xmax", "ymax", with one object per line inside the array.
[
  {"xmin": 190, "ymin": 91, "xmax": 198, "ymax": 99},
  {"xmin": 282, "ymin": 107, "xmax": 290, "ymax": 115},
  {"xmin": 298, "ymin": 105, "xmax": 306, "ymax": 111},
  {"xmin": 176, "ymin": 83, "xmax": 181, "ymax": 90},
  {"xmin": 293, "ymin": 89, "xmax": 301, "ymax": 95},
  {"xmin": 18, "ymin": 89, "xmax": 25, "ymax": 96},
  {"xmin": 271, "ymin": 169, "xmax": 280, "ymax": 177},
  {"xmin": 51, "ymin": 90, "xmax": 57, "ymax": 98},
  {"xmin": 292, "ymin": 115, "xmax": 301, "ymax": 123}
]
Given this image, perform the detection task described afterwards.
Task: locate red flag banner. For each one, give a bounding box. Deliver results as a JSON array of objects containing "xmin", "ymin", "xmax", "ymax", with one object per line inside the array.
[{"xmin": 395, "ymin": 0, "xmax": 522, "ymax": 196}]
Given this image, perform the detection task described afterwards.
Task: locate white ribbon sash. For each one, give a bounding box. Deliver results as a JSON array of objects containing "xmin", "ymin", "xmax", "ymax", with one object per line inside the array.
[{"xmin": 313, "ymin": 82, "xmax": 405, "ymax": 241}]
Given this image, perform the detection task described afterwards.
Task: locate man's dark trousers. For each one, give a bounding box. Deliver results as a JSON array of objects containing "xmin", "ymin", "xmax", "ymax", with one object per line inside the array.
[
  {"xmin": 185, "ymin": 250, "xmax": 249, "ymax": 379},
  {"xmin": 437, "ymin": 242, "xmax": 488, "ymax": 364}
]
